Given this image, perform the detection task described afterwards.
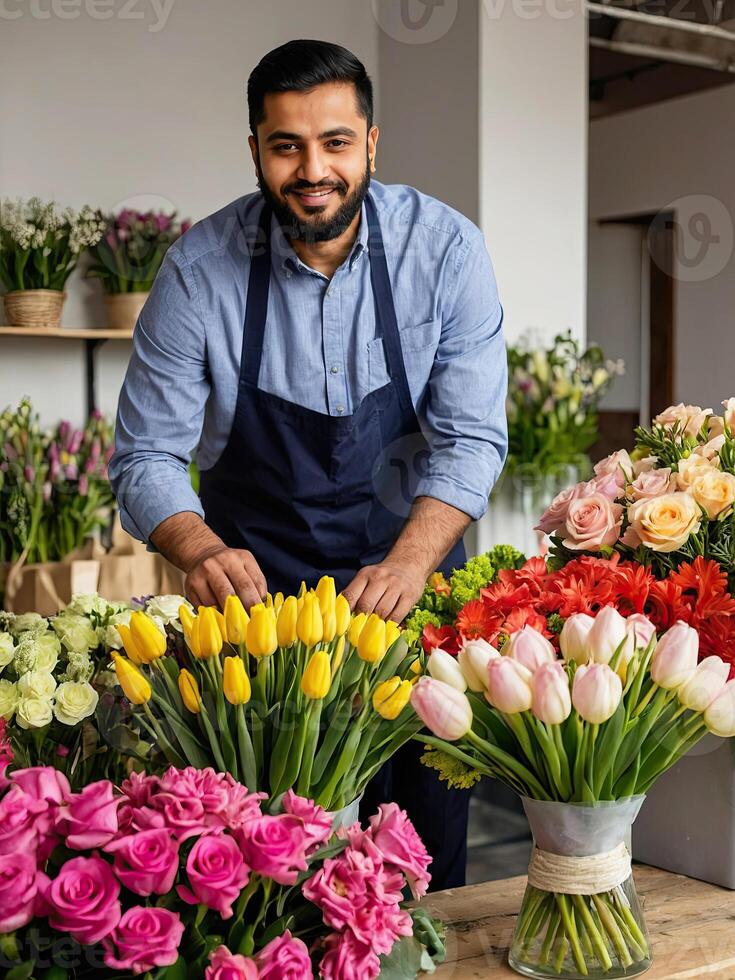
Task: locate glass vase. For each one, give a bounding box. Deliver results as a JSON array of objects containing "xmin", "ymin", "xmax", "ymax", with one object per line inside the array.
[{"xmin": 508, "ymin": 797, "xmax": 651, "ymax": 980}]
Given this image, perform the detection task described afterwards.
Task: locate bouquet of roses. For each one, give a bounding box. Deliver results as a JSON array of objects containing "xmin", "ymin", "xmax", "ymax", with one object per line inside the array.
[
  {"xmin": 112, "ymin": 577, "xmax": 424, "ymax": 812},
  {"xmin": 0, "ymin": 761, "xmax": 441, "ymax": 979},
  {"xmin": 537, "ymin": 399, "xmax": 735, "ymax": 583},
  {"xmin": 410, "ymin": 606, "xmax": 735, "ymax": 978}
]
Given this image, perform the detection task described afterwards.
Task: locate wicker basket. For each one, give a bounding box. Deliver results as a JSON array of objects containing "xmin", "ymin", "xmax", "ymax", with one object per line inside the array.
[
  {"xmin": 104, "ymin": 291, "xmax": 149, "ymax": 332},
  {"xmin": 3, "ymin": 289, "xmax": 66, "ymax": 328}
]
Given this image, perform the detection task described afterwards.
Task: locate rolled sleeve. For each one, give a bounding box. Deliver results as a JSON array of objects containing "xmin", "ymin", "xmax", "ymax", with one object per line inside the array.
[
  {"xmin": 416, "ymin": 231, "xmax": 508, "ymax": 520},
  {"xmin": 109, "ymin": 245, "xmax": 210, "ymax": 543}
]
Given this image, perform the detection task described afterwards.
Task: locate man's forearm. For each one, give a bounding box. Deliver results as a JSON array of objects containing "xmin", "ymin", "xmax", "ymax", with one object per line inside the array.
[
  {"xmin": 385, "ymin": 496, "xmax": 471, "ymax": 579},
  {"xmin": 150, "ymin": 512, "xmax": 227, "ymax": 573}
]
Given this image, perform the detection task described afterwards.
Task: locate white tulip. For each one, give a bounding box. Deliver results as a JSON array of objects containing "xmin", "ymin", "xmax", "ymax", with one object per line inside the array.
[
  {"xmin": 572, "ymin": 663, "xmax": 623, "ymax": 724},
  {"xmin": 428, "ymin": 648, "xmax": 467, "ymax": 692},
  {"xmin": 559, "ymin": 614, "xmax": 594, "ymax": 664},
  {"xmin": 458, "ymin": 638, "xmax": 499, "ymax": 692},
  {"xmin": 505, "ymin": 626, "xmax": 556, "ymax": 672},
  {"xmin": 704, "ymin": 680, "xmax": 735, "ymax": 737},
  {"xmin": 680, "ymin": 657, "xmax": 730, "ymax": 713},
  {"xmin": 651, "ymin": 621, "xmax": 699, "ymax": 690},
  {"xmin": 588, "ymin": 606, "xmax": 628, "ymax": 664}
]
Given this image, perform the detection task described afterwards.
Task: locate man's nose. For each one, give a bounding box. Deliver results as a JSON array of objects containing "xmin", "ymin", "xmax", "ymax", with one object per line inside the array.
[{"xmin": 297, "ymin": 145, "xmax": 330, "ymax": 187}]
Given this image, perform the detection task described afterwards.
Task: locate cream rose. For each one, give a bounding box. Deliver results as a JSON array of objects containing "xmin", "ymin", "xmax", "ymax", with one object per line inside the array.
[
  {"xmin": 15, "ymin": 697, "xmax": 54, "ymax": 730},
  {"xmin": 654, "ymin": 403, "xmax": 712, "ymax": 437},
  {"xmin": 33, "ymin": 632, "xmax": 61, "ymax": 672},
  {"xmin": 0, "ymin": 680, "xmax": 18, "ymax": 720},
  {"xmin": 562, "ymin": 494, "xmax": 623, "ymax": 551},
  {"xmin": 691, "ymin": 470, "xmax": 735, "ymax": 519},
  {"xmin": 676, "ymin": 454, "xmax": 718, "ymax": 491},
  {"xmin": 51, "ymin": 614, "xmax": 99, "ymax": 654},
  {"xmin": 146, "ymin": 595, "xmax": 190, "ymax": 627},
  {"xmin": 623, "ymin": 492, "xmax": 701, "ymax": 553},
  {"xmin": 0, "ymin": 633, "xmax": 14, "ymax": 671},
  {"xmin": 627, "ymin": 467, "xmax": 676, "ymax": 502},
  {"xmin": 53, "ymin": 681, "xmax": 99, "ymax": 726},
  {"xmin": 17, "ymin": 670, "xmax": 57, "ymax": 700}
]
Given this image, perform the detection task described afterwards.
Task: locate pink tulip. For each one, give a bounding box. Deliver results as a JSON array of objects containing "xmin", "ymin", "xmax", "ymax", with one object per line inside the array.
[
  {"xmin": 559, "ymin": 614, "xmax": 594, "ymax": 664},
  {"xmin": 458, "ymin": 639, "xmax": 499, "ymax": 692},
  {"xmin": 678, "ymin": 656, "xmax": 729, "ymax": 712},
  {"xmin": 587, "ymin": 606, "xmax": 628, "ymax": 665},
  {"xmin": 651, "ymin": 621, "xmax": 699, "ymax": 690},
  {"xmin": 504, "ymin": 626, "xmax": 556, "ymax": 673},
  {"xmin": 486, "ymin": 658, "xmax": 533, "ymax": 714},
  {"xmin": 572, "ymin": 664, "xmax": 622, "ymax": 724},
  {"xmin": 625, "ymin": 614, "xmax": 656, "ymax": 652},
  {"xmin": 531, "ymin": 662, "xmax": 572, "ymax": 725},
  {"xmin": 704, "ymin": 681, "xmax": 735, "ymax": 737},
  {"xmin": 410, "ymin": 677, "xmax": 473, "ymax": 741},
  {"xmin": 428, "ymin": 649, "xmax": 467, "ymax": 692}
]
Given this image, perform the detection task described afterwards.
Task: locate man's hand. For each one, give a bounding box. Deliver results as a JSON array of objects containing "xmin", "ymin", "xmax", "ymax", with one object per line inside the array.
[
  {"xmin": 342, "ymin": 559, "xmax": 427, "ymax": 624},
  {"xmin": 185, "ymin": 546, "xmax": 267, "ymax": 610}
]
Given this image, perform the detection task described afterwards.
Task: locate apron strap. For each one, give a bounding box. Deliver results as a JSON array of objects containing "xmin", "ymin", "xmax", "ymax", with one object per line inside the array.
[{"xmin": 240, "ymin": 201, "xmax": 272, "ymax": 387}]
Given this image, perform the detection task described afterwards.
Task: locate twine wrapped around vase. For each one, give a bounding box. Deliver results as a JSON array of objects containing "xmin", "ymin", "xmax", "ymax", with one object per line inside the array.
[{"xmin": 3, "ymin": 289, "xmax": 66, "ymax": 328}]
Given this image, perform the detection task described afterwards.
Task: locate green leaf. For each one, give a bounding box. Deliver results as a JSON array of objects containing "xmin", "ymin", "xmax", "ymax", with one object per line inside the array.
[
  {"xmin": 155, "ymin": 956, "xmax": 188, "ymax": 980},
  {"xmin": 5, "ymin": 964, "xmax": 34, "ymax": 980},
  {"xmin": 378, "ymin": 936, "xmax": 425, "ymax": 979}
]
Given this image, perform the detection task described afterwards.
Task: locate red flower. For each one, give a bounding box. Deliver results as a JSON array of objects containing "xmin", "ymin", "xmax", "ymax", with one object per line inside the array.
[
  {"xmin": 699, "ymin": 616, "xmax": 735, "ymax": 677},
  {"xmin": 670, "ymin": 557, "xmax": 735, "ymax": 624},
  {"xmin": 421, "ymin": 624, "xmax": 461, "ymax": 656},
  {"xmin": 611, "ymin": 563, "xmax": 654, "ymax": 615},
  {"xmin": 645, "ymin": 578, "xmax": 690, "ymax": 632},
  {"xmin": 503, "ymin": 606, "xmax": 551, "ymax": 637},
  {"xmin": 479, "ymin": 580, "xmax": 534, "ymax": 616},
  {"xmin": 455, "ymin": 600, "xmax": 502, "ymax": 642}
]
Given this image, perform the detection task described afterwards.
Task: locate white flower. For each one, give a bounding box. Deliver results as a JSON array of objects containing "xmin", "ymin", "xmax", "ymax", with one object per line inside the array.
[
  {"xmin": 146, "ymin": 594, "xmax": 190, "ymax": 628},
  {"xmin": 104, "ymin": 610, "xmax": 132, "ymax": 650},
  {"xmin": 53, "ymin": 681, "xmax": 99, "ymax": 726},
  {"xmin": 0, "ymin": 680, "xmax": 18, "ymax": 720},
  {"xmin": 0, "ymin": 633, "xmax": 14, "ymax": 671},
  {"xmin": 17, "ymin": 670, "xmax": 57, "ymax": 700},
  {"xmin": 34, "ymin": 632, "xmax": 61, "ymax": 672},
  {"xmin": 16, "ymin": 697, "xmax": 54, "ymax": 730},
  {"xmin": 9, "ymin": 612, "xmax": 46, "ymax": 637},
  {"xmin": 51, "ymin": 613, "xmax": 99, "ymax": 654}
]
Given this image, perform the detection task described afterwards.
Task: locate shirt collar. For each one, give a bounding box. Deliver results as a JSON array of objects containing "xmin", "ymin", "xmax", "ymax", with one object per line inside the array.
[{"xmin": 270, "ymin": 200, "xmax": 369, "ymax": 279}]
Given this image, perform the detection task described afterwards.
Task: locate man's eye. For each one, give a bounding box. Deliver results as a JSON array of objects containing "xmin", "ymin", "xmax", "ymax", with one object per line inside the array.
[
  {"xmin": 326, "ymin": 140, "xmax": 348, "ymax": 148},
  {"xmin": 275, "ymin": 144, "xmax": 298, "ymax": 152}
]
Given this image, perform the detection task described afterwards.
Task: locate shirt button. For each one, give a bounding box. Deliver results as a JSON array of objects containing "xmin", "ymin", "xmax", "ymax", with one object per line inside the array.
[
  {"xmin": 285, "ymin": 270, "xmax": 293, "ymax": 279},
  {"xmin": 330, "ymin": 364, "xmax": 340, "ymax": 375},
  {"xmin": 336, "ymin": 405, "xmax": 345, "ymax": 415},
  {"xmin": 326, "ymin": 286, "xmax": 334, "ymax": 297}
]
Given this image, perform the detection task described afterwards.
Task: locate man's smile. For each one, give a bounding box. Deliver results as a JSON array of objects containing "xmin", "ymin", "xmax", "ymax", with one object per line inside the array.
[{"xmin": 289, "ymin": 187, "xmax": 340, "ymax": 207}]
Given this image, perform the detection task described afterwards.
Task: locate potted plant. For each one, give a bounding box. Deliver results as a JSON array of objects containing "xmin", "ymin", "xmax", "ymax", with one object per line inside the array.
[
  {"xmin": 0, "ymin": 197, "xmax": 104, "ymax": 328},
  {"xmin": 86, "ymin": 209, "xmax": 191, "ymax": 331}
]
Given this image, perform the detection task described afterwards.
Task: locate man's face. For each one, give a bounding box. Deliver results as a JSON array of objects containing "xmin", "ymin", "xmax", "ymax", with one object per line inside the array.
[{"xmin": 249, "ymin": 82, "xmax": 378, "ymax": 243}]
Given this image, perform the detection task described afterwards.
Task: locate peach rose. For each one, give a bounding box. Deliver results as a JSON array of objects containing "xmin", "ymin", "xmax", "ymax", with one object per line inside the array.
[
  {"xmin": 709, "ymin": 416, "xmax": 726, "ymax": 438},
  {"xmin": 627, "ymin": 467, "xmax": 676, "ymax": 502},
  {"xmin": 562, "ymin": 494, "xmax": 623, "ymax": 552},
  {"xmin": 622, "ymin": 492, "xmax": 701, "ymax": 553},
  {"xmin": 722, "ymin": 398, "xmax": 735, "ymax": 431},
  {"xmin": 632, "ymin": 456, "xmax": 658, "ymax": 477},
  {"xmin": 535, "ymin": 483, "xmax": 583, "ymax": 535},
  {"xmin": 695, "ymin": 434, "xmax": 726, "ymax": 461},
  {"xmin": 654, "ymin": 404, "xmax": 712, "ymax": 438},
  {"xmin": 676, "ymin": 454, "xmax": 718, "ymax": 491},
  {"xmin": 593, "ymin": 450, "xmax": 633, "ymax": 487},
  {"xmin": 690, "ymin": 470, "xmax": 735, "ymax": 519},
  {"xmin": 583, "ymin": 472, "xmax": 622, "ymax": 501}
]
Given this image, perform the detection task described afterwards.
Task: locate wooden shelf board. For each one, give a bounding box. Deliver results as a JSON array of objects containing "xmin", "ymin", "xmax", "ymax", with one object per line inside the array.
[{"xmin": 0, "ymin": 326, "xmax": 134, "ymax": 340}]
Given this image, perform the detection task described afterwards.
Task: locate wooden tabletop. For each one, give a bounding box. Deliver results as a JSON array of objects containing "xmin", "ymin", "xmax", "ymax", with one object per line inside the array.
[{"xmin": 425, "ymin": 864, "xmax": 735, "ymax": 978}]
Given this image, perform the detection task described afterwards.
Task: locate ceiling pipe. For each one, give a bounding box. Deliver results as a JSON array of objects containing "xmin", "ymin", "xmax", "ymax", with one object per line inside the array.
[
  {"xmin": 589, "ymin": 34, "xmax": 735, "ymax": 72},
  {"xmin": 587, "ymin": 1, "xmax": 735, "ymax": 41}
]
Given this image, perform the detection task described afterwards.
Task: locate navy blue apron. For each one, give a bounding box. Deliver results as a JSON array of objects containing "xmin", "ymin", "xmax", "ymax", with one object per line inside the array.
[{"xmin": 199, "ymin": 192, "xmax": 470, "ymax": 889}]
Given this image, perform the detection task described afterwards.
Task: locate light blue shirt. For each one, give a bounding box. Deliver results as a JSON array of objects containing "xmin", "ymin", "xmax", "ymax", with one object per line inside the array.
[{"xmin": 110, "ymin": 181, "xmax": 508, "ymax": 543}]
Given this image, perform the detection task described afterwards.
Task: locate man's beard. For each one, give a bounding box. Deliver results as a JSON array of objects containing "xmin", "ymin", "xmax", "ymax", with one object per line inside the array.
[{"xmin": 257, "ymin": 162, "xmax": 371, "ymax": 244}]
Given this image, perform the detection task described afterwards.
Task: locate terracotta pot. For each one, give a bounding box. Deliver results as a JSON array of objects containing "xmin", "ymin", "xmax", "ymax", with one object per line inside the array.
[
  {"xmin": 104, "ymin": 292, "xmax": 149, "ymax": 332},
  {"xmin": 3, "ymin": 289, "xmax": 66, "ymax": 328}
]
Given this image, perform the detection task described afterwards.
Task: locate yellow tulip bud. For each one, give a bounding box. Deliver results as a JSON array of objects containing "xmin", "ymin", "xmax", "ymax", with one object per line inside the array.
[
  {"xmin": 247, "ymin": 604, "xmax": 278, "ymax": 658},
  {"xmin": 297, "ymin": 581, "xmax": 307, "ymax": 598},
  {"xmin": 273, "ymin": 592, "xmax": 285, "ymax": 614},
  {"xmin": 335, "ymin": 594, "xmax": 351, "ymax": 636},
  {"xmin": 178, "ymin": 669, "xmax": 201, "ymax": 713},
  {"xmin": 277, "ymin": 595, "xmax": 298, "ymax": 648},
  {"xmin": 373, "ymin": 677, "xmax": 412, "ymax": 720},
  {"xmin": 265, "ymin": 592, "xmax": 274, "ymax": 609},
  {"xmin": 112, "ymin": 653, "xmax": 151, "ymax": 705},
  {"xmin": 297, "ymin": 593, "xmax": 323, "ymax": 647},
  {"xmin": 301, "ymin": 649, "xmax": 331, "ymax": 700},
  {"xmin": 224, "ymin": 595, "xmax": 249, "ymax": 645},
  {"xmin": 332, "ymin": 634, "xmax": 346, "ymax": 674},
  {"xmin": 348, "ymin": 612, "xmax": 367, "ymax": 648},
  {"xmin": 129, "ymin": 611, "xmax": 167, "ymax": 663},
  {"xmin": 179, "ymin": 604, "xmax": 195, "ymax": 638},
  {"xmin": 116, "ymin": 624, "xmax": 145, "ymax": 665},
  {"xmin": 187, "ymin": 615, "xmax": 202, "ymax": 658},
  {"xmin": 385, "ymin": 620, "xmax": 402, "ymax": 649},
  {"xmin": 196, "ymin": 607, "xmax": 224, "ymax": 659},
  {"xmin": 410, "ymin": 659, "xmax": 422, "ymax": 675},
  {"xmin": 357, "ymin": 614, "xmax": 387, "ymax": 664},
  {"xmin": 223, "ymin": 656, "xmax": 251, "ymax": 705},
  {"xmin": 322, "ymin": 609, "xmax": 337, "ymax": 643},
  {"xmin": 316, "ymin": 575, "xmax": 336, "ymax": 618}
]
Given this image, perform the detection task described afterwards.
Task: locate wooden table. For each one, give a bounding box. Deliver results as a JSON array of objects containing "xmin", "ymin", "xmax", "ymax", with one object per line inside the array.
[{"xmin": 426, "ymin": 864, "xmax": 735, "ymax": 978}]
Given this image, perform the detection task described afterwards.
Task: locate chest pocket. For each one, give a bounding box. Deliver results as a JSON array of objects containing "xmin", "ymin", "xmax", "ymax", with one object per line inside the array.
[{"xmin": 368, "ymin": 319, "xmax": 439, "ymax": 392}]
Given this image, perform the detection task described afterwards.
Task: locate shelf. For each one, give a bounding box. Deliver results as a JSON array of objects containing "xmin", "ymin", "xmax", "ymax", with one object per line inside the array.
[{"xmin": 0, "ymin": 326, "xmax": 133, "ymax": 339}]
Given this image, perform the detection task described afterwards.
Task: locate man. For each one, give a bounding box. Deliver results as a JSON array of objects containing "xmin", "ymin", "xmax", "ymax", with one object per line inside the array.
[{"xmin": 110, "ymin": 39, "xmax": 507, "ymax": 889}]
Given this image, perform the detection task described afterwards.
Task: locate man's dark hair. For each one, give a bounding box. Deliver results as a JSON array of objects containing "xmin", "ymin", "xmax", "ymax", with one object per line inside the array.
[{"xmin": 247, "ymin": 39, "xmax": 374, "ymax": 135}]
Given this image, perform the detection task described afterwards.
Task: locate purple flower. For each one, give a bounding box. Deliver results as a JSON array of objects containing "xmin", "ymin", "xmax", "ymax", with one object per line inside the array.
[
  {"xmin": 42, "ymin": 481, "xmax": 52, "ymax": 503},
  {"xmin": 23, "ymin": 465, "xmax": 35, "ymax": 482},
  {"xmin": 153, "ymin": 213, "xmax": 173, "ymax": 234},
  {"xmin": 64, "ymin": 463, "xmax": 78, "ymax": 481},
  {"xmin": 68, "ymin": 430, "xmax": 83, "ymax": 454},
  {"xmin": 78, "ymin": 475, "xmax": 89, "ymax": 497},
  {"xmin": 180, "ymin": 219, "xmax": 192, "ymax": 236}
]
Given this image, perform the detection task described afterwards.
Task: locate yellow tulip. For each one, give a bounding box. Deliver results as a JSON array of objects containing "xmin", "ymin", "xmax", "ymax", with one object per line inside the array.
[
  {"xmin": 385, "ymin": 620, "xmax": 402, "ymax": 649},
  {"xmin": 213, "ymin": 608, "xmax": 227, "ymax": 641},
  {"xmin": 410, "ymin": 659, "xmax": 423, "ymax": 675},
  {"xmin": 301, "ymin": 649, "xmax": 331, "ymax": 699},
  {"xmin": 178, "ymin": 669, "xmax": 201, "ymax": 713},
  {"xmin": 316, "ymin": 575, "xmax": 336, "ymax": 619},
  {"xmin": 373, "ymin": 677, "xmax": 412, "ymax": 720},
  {"xmin": 224, "ymin": 595, "xmax": 249, "ymax": 645},
  {"xmin": 179, "ymin": 604, "xmax": 195, "ymax": 638},
  {"xmin": 348, "ymin": 612, "xmax": 367, "ymax": 648},
  {"xmin": 335, "ymin": 594, "xmax": 351, "ymax": 636},
  {"xmin": 332, "ymin": 634, "xmax": 346, "ymax": 674},
  {"xmin": 196, "ymin": 607, "xmax": 224, "ymax": 658},
  {"xmin": 223, "ymin": 656, "xmax": 251, "ymax": 705},
  {"xmin": 322, "ymin": 609, "xmax": 337, "ymax": 643},
  {"xmin": 112, "ymin": 653, "xmax": 151, "ymax": 705},
  {"xmin": 116, "ymin": 624, "xmax": 145, "ymax": 666},
  {"xmin": 298, "ymin": 580, "xmax": 307, "ymax": 598},
  {"xmin": 265, "ymin": 592, "xmax": 274, "ymax": 609},
  {"xmin": 273, "ymin": 592, "xmax": 285, "ymax": 614},
  {"xmin": 187, "ymin": 615, "xmax": 202, "ymax": 658},
  {"xmin": 129, "ymin": 611, "xmax": 167, "ymax": 663},
  {"xmin": 277, "ymin": 595, "xmax": 298, "ymax": 648},
  {"xmin": 357, "ymin": 614, "xmax": 387, "ymax": 664},
  {"xmin": 297, "ymin": 593, "xmax": 323, "ymax": 647},
  {"xmin": 247, "ymin": 604, "xmax": 278, "ymax": 658}
]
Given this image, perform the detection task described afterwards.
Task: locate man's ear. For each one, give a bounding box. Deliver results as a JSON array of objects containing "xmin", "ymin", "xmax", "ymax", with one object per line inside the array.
[
  {"xmin": 248, "ymin": 134, "xmax": 259, "ymax": 170},
  {"xmin": 368, "ymin": 126, "xmax": 380, "ymax": 174}
]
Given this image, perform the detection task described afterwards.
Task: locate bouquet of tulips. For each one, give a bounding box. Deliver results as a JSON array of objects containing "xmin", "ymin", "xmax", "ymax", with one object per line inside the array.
[
  {"xmin": 410, "ymin": 606, "xmax": 735, "ymax": 978},
  {"xmin": 112, "ymin": 577, "xmax": 424, "ymax": 813},
  {"xmin": 0, "ymin": 758, "xmax": 442, "ymax": 979}
]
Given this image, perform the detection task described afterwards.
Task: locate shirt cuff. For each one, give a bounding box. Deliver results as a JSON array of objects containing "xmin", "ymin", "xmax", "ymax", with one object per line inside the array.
[
  {"xmin": 415, "ymin": 475, "xmax": 493, "ymax": 522},
  {"xmin": 117, "ymin": 483, "xmax": 205, "ymax": 544}
]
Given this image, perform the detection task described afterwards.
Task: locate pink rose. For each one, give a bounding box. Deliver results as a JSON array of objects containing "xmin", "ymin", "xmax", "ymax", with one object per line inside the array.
[
  {"xmin": 367, "ymin": 803, "xmax": 431, "ymax": 898},
  {"xmin": 177, "ymin": 833, "xmax": 249, "ymax": 919},
  {"xmin": 281, "ymin": 790, "xmax": 333, "ymax": 851},
  {"xmin": 535, "ymin": 483, "xmax": 581, "ymax": 535},
  {"xmin": 627, "ymin": 468, "xmax": 675, "ymax": 502},
  {"xmin": 593, "ymin": 449, "xmax": 632, "ymax": 485},
  {"xmin": 0, "ymin": 784, "xmax": 46, "ymax": 856},
  {"xmin": 103, "ymin": 906, "xmax": 184, "ymax": 974},
  {"xmin": 104, "ymin": 828, "xmax": 179, "ymax": 896},
  {"xmin": 59, "ymin": 780, "xmax": 122, "ymax": 849},
  {"xmin": 238, "ymin": 815, "xmax": 310, "ymax": 886},
  {"xmin": 582, "ymin": 472, "xmax": 622, "ymax": 501},
  {"xmin": 134, "ymin": 794, "xmax": 208, "ymax": 841},
  {"xmin": 206, "ymin": 945, "xmax": 260, "ymax": 980},
  {"xmin": 11, "ymin": 766, "xmax": 70, "ymax": 805},
  {"xmin": 0, "ymin": 850, "xmax": 37, "ymax": 932},
  {"xmin": 120, "ymin": 771, "xmax": 160, "ymax": 807},
  {"xmin": 562, "ymin": 494, "xmax": 623, "ymax": 552},
  {"xmin": 319, "ymin": 931, "xmax": 381, "ymax": 980},
  {"xmin": 255, "ymin": 931, "xmax": 313, "ymax": 980},
  {"xmin": 39, "ymin": 855, "xmax": 121, "ymax": 945}
]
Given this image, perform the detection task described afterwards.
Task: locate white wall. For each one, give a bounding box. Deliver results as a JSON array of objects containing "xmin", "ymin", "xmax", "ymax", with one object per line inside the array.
[
  {"xmin": 0, "ymin": 0, "xmax": 379, "ymax": 426},
  {"xmin": 589, "ymin": 84, "xmax": 735, "ymax": 410},
  {"xmin": 479, "ymin": 0, "xmax": 588, "ymax": 346}
]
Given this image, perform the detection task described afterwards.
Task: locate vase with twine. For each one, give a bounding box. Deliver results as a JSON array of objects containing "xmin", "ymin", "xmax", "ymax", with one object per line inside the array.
[
  {"xmin": 87, "ymin": 208, "xmax": 192, "ymax": 331},
  {"xmin": 0, "ymin": 197, "xmax": 105, "ymax": 328}
]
